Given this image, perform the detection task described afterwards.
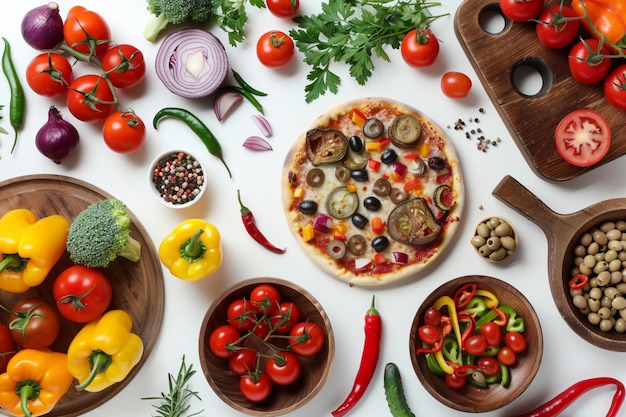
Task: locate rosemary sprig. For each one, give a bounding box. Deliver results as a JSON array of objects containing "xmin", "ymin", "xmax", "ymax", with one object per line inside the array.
[{"xmin": 142, "ymin": 356, "xmax": 203, "ymax": 417}]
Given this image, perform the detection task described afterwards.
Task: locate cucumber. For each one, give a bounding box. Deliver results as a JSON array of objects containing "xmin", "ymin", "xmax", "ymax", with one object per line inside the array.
[{"xmin": 384, "ymin": 362, "xmax": 416, "ymax": 417}]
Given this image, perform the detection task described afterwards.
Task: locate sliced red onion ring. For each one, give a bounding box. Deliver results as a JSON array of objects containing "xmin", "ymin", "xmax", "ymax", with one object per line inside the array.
[{"xmin": 155, "ymin": 28, "xmax": 229, "ymax": 98}]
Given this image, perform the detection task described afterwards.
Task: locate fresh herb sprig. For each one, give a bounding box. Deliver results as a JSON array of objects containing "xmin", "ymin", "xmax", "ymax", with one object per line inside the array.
[
  {"xmin": 0, "ymin": 105, "xmax": 8, "ymax": 136},
  {"xmin": 211, "ymin": 0, "xmax": 267, "ymax": 46},
  {"xmin": 143, "ymin": 356, "xmax": 203, "ymax": 417},
  {"xmin": 290, "ymin": 0, "xmax": 448, "ymax": 102}
]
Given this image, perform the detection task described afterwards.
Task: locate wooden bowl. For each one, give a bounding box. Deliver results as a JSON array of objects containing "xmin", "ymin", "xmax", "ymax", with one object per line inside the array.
[
  {"xmin": 409, "ymin": 275, "xmax": 543, "ymax": 412},
  {"xmin": 471, "ymin": 216, "xmax": 518, "ymax": 262},
  {"xmin": 493, "ymin": 175, "xmax": 626, "ymax": 351},
  {"xmin": 198, "ymin": 278, "xmax": 334, "ymax": 416}
]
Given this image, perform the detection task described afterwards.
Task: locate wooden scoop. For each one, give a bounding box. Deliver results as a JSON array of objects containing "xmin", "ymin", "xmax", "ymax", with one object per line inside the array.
[{"xmin": 492, "ymin": 175, "xmax": 626, "ymax": 351}]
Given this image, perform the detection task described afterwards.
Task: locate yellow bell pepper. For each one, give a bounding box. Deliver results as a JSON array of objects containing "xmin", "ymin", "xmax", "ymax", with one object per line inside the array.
[
  {"xmin": 0, "ymin": 209, "xmax": 69, "ymax": 293},
  {"xmin": 67, "ymin": 309, "xmax": 143, "ymax": 392},
  {"xmin": 0, "ymin": 349, "xmax": 73, "ymax": 417},
  {"xmin": 158, "ymin": 219, "xmax": 222, "ymax": 281}
]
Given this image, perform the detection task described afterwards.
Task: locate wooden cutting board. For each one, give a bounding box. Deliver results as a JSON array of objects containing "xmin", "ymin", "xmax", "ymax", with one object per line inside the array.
[{"xmin": 454, "ymin": 0, "xmax": 625, "ymax": 181}]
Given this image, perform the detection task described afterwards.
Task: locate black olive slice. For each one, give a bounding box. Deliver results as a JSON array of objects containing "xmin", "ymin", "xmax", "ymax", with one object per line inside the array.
[
  {"xmin": 387, "ymin": 197, "xmax": 442, "ymax": 246},
  {"xmin": 389, "ymin": 114, "xmax": 422, "ymax": 148},
  {"xmin": 305, "ymin": 128, "xmax": 348, "ymax": 165},
  {"xmin": 347, "ymin": 234, "xmax": 367, "ymax": 256},
  {"xmin": 373, "ymin": 178, "xmax": 391, "ymax": 196},
  {"xmin": 363, "ymin": 118, "xmax": 384, "ymax": 138},
  {"xmin": 325, "ymin": 186, "xmax": 359, "ymax": 219},
  {"xmin": 327, "ymin": 240, "xmax": 347, "ymax": 259},
  {"xmin": 305, "ymin": 168, "xmax": 325, "ymax": 187}
]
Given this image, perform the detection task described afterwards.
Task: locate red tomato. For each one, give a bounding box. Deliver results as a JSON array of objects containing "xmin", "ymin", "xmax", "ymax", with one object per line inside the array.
[
  {"xmin": 101, "ymin": 44, "xmax": 146, "ymax": 89},
  {"xmin": 418, "ymin": 324, "xmax": 440, "ymax": 345},
  {"xmin": 256, "ymin": 31, "xmax": 295, "ymax": 67},
  {"xmin": 250, "ymin": 284, "xmax": 281, "ymax": 315},
  {"xmin": 9, "ymin": 298, "xmax": 60, "ymax": 349},
  {"xmin": 499, "ymin": 0, "xmax": 544, "ymax": 21},
  {"xmin": 208, "ymin": 325, "xmax": 240, "ymax": 358},
  {"xmin": 25, "ymin": 53, "xmax": 73, "ymax": 97},
  {"xmin": 441, "ymin": 72, "xmax": 472, "ymax": 99},
  {"xmin": 401, "ymin": 29, "xmax": 439, "ymax": 67},
  {"xmin": 505, "ymin": 331, "xmax": 527, "ymax": 353},
  {"xmin": 265, "ymin": 352, "xmax": 301, "ymax": 385},
  {"xmin": 266, "ymin": 0, "xmax": 300, "ymax": 18},
  {"xmin": 477, "ymin": 357, "xmax": 501, "ymax": 377},
  {"xmin": 52, "ymin": 265, "xmax": 113, "ymax": 323},
  {"xmin": 289, "ymin": 322, "xmax": 325, "ymax": 356},
  {"xmin": 604, "ymin": 64, "xmax": 626, "ymax": 110},
  {"xmin": 228, "ymin": 348, "xmax": 258, "ymax": 375},
  {"xmin": 252, "ymin": 317, "xmax": 272, "ymax": 339},
  {"xmin": 464, "ymin": 334, "xmax": 488, "ymax": 356},
  {"xmin": 63, "ymin": 6, "xmax": 111, "ymax": 56},
  {"xmin": 568, "ymin": 39, "xmax": 611, "ymax": 84},
  {"xmin": 102, "ymin": 111, "xmax": 146, "ymax": 153},
  {"xmin": 227, "ymin": 298, "xmax": 258, "ymax": 332},
  {"xmin": 445, "ymin": 372, "xmax": 467, "ymax": 390},
  {"xmin": 0, "ymin": 323, "xmax": 16, "ymax": 373},
  {"xmin": 555, "ymin": 109, "xmax": 611, "ymax": 167},
  {"xmin": 67, "ymin": 75, "xmax": 115, "ymax": 122},
  {"xmin": 423, "ymin": 307, "xmax": 441, "ymax": 326},
  {"xmin": 535, "ymin": 5, "xmax": 580, "ymax": 49},
  {"xmin": 479, "ymin": 322, "xmax": 503, "ymax": 346},
  {"xmin": 269, "ymin": 301, "xmax": 301, "ymax": 334},
  {"xmin": 239, "ymin": 373, "xmax": 272, "ymax": 402},
  {"xmin": 498, "ymin": 346, "xmax": 517, "ymax": 366}
]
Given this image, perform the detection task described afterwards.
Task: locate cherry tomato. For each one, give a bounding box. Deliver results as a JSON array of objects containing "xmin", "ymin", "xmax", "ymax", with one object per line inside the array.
[
  {"xmin": 101, "ymin": 44, "xmax": 146, "ymax": 89},
  {"xmin": 265, "ymin": 351, "xmax": 301, "ymax": 385},
  {"xmin": 418, "ymin": 324, "xmax": 440, "ymax": 345},
  {"xmin": 63, "ymin": 6, "xmax": 111, "ymax": 56},
  {"xmin": 9, "ymin": 298, "xmax": 60, "ymax": 349},
  {"xmin": 479, "ymin": 322, "xmax": 503, "ymax": 346},
  {"xmin": 266, "ymin": 0, "xmax": 300, "ymax": 18},
  {"xmin": 25, "ymin": 53, "xmax": 73, "ymax": 97},
  {"xmin": 252, "ymin": 317, "xmax": 272, "ymax": 339},
  {"xmin": 505, "ymin": 331, "xmax": 527, "ymax": 353},
  {"xmin": 270, "ymin": 301, "xmax": 301, "ymax": 334},
  {"xmin": 228, "ymin": 348, "xmax": 258, "ymax": 376},
  {"xmin": 464, "ymin": 334, "xmax": 488, "ymax": 356},
  {"xmin": 499, "ymin": 0, "xmax": 544, "ymax": 22},
  {"xmin": 555, "ymin": 109, "xmax": 611, "ymax": 167},
  {"xmin": 535, "ymin": 5, "xmax": 580, "ymax": 49},
  {"xmin": 239, "ymin": 373, "xmax": 272, "ymax": 402},
  {"xmin": 227, "ymin": 298, "xmax": 258, "ymax": 332},
  {"xmin": 445, "ymin": 372, "xmax": 467, "ymax": 390},
  {"xmin": 289, "ymin": 322, "xmax": 325, "ymax": 356},
  {"xmin": 604, "ymin": 64, "xmax": 626, "ymax": 110},
  {"xmin": 256, "ymin": 31, "xmax": 295, "ymax": 67},
  {"xmin": 52, "ymin": 265, "xmax": 113, "ymax": 323},
  {"xmin": 208, "ymin": 325, "xmax": 240, "ymax": 358},
  {"xmin": 568, "ymin": 39, "xmax": 611, "ymax": 85},
  {"xmin": 423, "ymin": 307, "xmax": 441, "ymax": 326},
  {"xmin": 250, "ymin": 284, "xmax": 281, "ymax": 315},
  {"xmin": 401, "ymin": 29, "xmax": 440, "ymax": 67},
  {"xmin": 102, "ymin": 111, "xmax": 146, "ymax": 153},
  {"xmin": 441, "ymin": 71, "xmax": 472, "ymax": 99},
  {"xmin": 497, "ymin": 346, "xmax": 517, "ymax": 366},
  {"xmin": 0, "ymin": 323, "xmax": 16, "ymax": 373},
  {"xmin": 67, "ymin": 75, "xmax": 115, "ymax": 122},
  {"xmin": 477, "ymin": 356, "xmax": 501, "ymax": 377}
]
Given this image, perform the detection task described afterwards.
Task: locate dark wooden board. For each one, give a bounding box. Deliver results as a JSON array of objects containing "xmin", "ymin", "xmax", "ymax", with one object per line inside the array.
[
  {"xmin": 455, "ymin": 0, "xmax": 625, "ymax": 181},
  {"xmin": 0, "ymin": 174, "xmax": 165, "ymax": 416}
]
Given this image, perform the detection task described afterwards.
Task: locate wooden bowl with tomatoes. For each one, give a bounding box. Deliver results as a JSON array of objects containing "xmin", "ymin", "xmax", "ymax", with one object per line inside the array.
[
  {"xmin": 409, "ymin": 275, "xmax": 543, "ymax": 412},
  {"xmin": 198, "ymin": 277, "xmax": 334, "ymax": 416}
]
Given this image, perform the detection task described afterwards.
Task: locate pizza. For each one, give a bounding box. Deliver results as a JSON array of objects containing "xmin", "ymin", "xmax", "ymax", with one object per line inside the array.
[{"xmin": 282, "ymin": 98, "xmax": 464, "ymax": 286}]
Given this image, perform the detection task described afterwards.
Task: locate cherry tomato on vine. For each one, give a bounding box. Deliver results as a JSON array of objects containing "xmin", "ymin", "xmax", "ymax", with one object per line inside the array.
[
  {"xmin": 555, "ymin": 109, "xmax": 611, "ymax": 167},
  {"xmin": 477, "ymin": 357, "xmax": 501, "ymax": 377},
  {"xmin": 441, "ymin": 71, "xmax": 472, "ymax": 98},
  {"xmin": 9, "ymin": 297, "xmax": 60, "ymax": 349},
  {"xmin": 252, "ymin": 317, "xmax": 272, "ymax": 339},
  {"xmin": 25, "ymin": 53, "xmax": 73, "ymax": 97},
  {"xmin": 289, "ymin": 322, "xmax": 325, "ymax": 356},
  {"xmin": 67, "ymin": 74, "xmax": 115, "ymax": 122},
  {"xmin": 227, "ymin": 298, "xmax": 258, "ymax": 332},
  {"xmin": 505, "ymin": 331, "xmax": 528, "ymax": 353},
  {"xmin": 52, "ymin": 265, "xmax": 113, "ymax": 323},
  {"xmin": 604, "ymin": 64, "xmax": 626, "ymax": 110},
  {"xmin": 535, "ymin": 5, "xmax": 580, "ymax": 49},
  {"xmin": 401, "ymin": 28, "xmax": 439, "ymax": 67},
  {"xmin": 266, "ymin": 0, "xmax": 300, "ymax": 18},
  {"xmin": 0, "ymin": 323, "xmax": 15, "ymax": 373},
  {"xmin": 208, "ymin": 324, "xmax": 240, "ymax": 358},
  {"xmin": 250, "ymin": 284, "xmax": 281, "ymax": 315},
  {"xmin": 499, "ymin": 0, "xmax": 544, "ymax": 22},
  {"xmin": 63, "ymin": 6, "xmax": 111, "ymax": 56},
  {"xmin": 568, "ymin": 39, "xmax": 611, "ymax": 85},
  {"xmin": 445, "ymin": 372, "xmax": 467, "ymax": 390},
  {"xmin": 228, "ymin": 348, "xmax": 258, "ymax": 376},
  {"xmin": 498, "ymin": 346, "xmax": 517, "ymax": 366},
  {"xmin": 102, "ymin": 111, "xmax": 146, "ymax": 153},
  {"xmin": 256, "ymin": 30, "xmax": 295, "ymax": 67},
  {"xmin": 266, "ymin": 351, "xmax": 301, "ymax": 385},
  {"xmin": 269, "ymin": 301, "xmax": 301, "ymax": 334},
  {"xmin": 102, "ymin": 44, "xmax": 146, "ymax": 89},
  {"xmin": 239, "ymin": 373, "xmax": 273, "ymax": 402},
  {"xmin": 479, "ymin": 322, "xmax": 503, "ymax": 346}
]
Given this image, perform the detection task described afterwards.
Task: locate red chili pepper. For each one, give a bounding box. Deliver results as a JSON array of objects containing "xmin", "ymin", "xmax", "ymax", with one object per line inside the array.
[
  {"xmin": 331, "ymin": 296, "xmax": 381, "ymax": 417},
  {"xmin": 512, "ymin": 377, "xmax": 625, "ymax": 417},
  {"xmin": 237, "ymin": 189, "xmax": 286, "ymax": 254},
  {"xmin": 458, "ymin": 312, "xmax": 475, "ymax": 348},
  {"xmin": 569, "ymin": 273, "xmax": 589, "ymax": 290},
  {"xmin": 454, "ymin": 364, "xmax": 479, "ymax": 377},
  {"xmin": 453, "ymin": 282, "xmax": 477, "ymax": 309}
]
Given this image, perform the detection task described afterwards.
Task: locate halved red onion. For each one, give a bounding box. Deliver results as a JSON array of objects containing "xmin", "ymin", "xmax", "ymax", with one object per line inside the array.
[
  {"xmin": 243, "ymin": 136, "xmax": 272, "ymax": 151},
  {"xmin": 155, "ymin": 28, "xmax": 229, "ymax": 98}
]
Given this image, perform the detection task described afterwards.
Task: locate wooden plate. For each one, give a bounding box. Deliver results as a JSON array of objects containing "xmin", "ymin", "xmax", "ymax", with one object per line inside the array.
[
  {"xmin": 455, "ymin": 0, "xmax": 625, "ymax": 181},
  {"xmin": 0, "ymin": 174, "xmax": 164, "ymax": 416}
]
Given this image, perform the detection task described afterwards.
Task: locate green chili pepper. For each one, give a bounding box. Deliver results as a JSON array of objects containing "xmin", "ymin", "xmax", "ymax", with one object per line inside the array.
[
  {"xmin": 232, "ymin": 70, "xmax": 268, "ymax": 96},
  {"xmin": 2, "ymin": 38, "xmax": 25, "ymax": 154},
  {"xmin": 153, "ymin": 107, "xmax": 232, "ymax": 178},
  {"xmin": 219, "ymin": 85, "xmax": 264, "ymax": 114}
]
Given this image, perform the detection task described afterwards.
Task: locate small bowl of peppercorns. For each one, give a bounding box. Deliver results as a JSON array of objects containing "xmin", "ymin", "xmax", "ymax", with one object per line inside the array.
[{"xmin": 149, "ymin": 150, "xmax": 206, "ymax": 208}]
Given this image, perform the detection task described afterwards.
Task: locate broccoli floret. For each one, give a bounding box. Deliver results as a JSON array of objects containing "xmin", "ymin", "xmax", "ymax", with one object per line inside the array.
[
  {"xmin": 143, "ymin": 0, "xmax": 214, "ymax": 42},
  {"xmin": 66, "ymin": 199, "xmax": 142, "ymax": 268}
]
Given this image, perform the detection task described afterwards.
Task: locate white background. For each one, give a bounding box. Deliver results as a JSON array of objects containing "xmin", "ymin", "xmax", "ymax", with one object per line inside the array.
[{"xmin": 2, "ymin": 1, "xmax": 626, "ymax": 416}]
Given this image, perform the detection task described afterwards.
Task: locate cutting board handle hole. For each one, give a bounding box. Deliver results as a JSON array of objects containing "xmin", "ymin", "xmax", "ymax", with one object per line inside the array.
[
  {"xmin": 511, "ymin": 58, "xmax": 553, "ymax": 98},
  {"xmin": 478, "ymin": 4, "xmax": 511, "ymax": 35}
]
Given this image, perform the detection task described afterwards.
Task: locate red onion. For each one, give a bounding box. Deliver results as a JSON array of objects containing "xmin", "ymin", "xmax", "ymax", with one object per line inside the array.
[
  {"xmin": 155, "ymin": 28, "xmax": 229, "ymax": 98},
  {"xmin": 251, "ymin": 114, "xmax": 272, "ymax": 137},
  {"xmin": 36, "ymin": 106, "xmax": 80, "ymax": 164},
  {"xmin": 243, "ymin": 136, "xmax": 272, "ymax": 151},
  {"xmin": 21, "ymin": 2, "xmax": 64, "ymax": 51},
  {"xmin": 313, "ymin": 213, "xmax": 332, "ymax": 233},
  {"xmin": 214, "ymin": 90, "xmax": 242, "ymax": 121}
]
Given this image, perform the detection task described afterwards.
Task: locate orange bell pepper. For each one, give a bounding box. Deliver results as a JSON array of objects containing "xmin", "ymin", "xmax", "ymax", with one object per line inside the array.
[{"xmin": 572, "ymin": 0, "xmax": 626, "ymax": 53}]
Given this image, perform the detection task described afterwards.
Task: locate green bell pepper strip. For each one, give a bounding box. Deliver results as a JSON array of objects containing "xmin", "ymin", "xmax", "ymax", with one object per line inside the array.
[
  {"xmin": 462, "ymin": 296, "xmax": 488, "ymax": 316},
  {"xmin": 499, "ymin": 305, "xmax": 525, "ymax": 332},
  {"xmin": 425, "ymin": 353, "xmax": 445, "ymax": 376},
  {"xmin": 500, "ymin": 363, "xmax": 511, "ymax": 387},
  {"xmin": 442, "ymin": 335, "xmax": 462, "ymax": 365},
  {"xmin": 474, "ymin": 309, "xmax": 499, "ymax": 328}
]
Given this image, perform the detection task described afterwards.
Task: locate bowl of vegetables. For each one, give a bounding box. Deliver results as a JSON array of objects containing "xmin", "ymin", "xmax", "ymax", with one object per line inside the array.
[
  {"xmin": 148, "ymin": 150, "xmax": 206, "ymax": 209},
  {"xmin": 409, "ymin": 275, "xmax": 543, "ymax": 412},
  {"xmin": 198, "ymin": 277, "xmax": 334, "ymax": 416}
]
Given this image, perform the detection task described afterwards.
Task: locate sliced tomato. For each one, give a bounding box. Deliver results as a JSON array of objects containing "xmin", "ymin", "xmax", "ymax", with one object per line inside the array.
[{"xmin": 555, "ymin": 109, "xmax": 611, "ymax": 167}]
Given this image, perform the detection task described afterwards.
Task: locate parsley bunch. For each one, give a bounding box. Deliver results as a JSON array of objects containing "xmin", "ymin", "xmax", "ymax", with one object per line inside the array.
[
  {"xmin": 290, "ymin": 0, "xmax": 448, "ymax": 102},
  {"xmin": 212, "ymin": 0, "xmax": 266, "ymax": 46}
]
